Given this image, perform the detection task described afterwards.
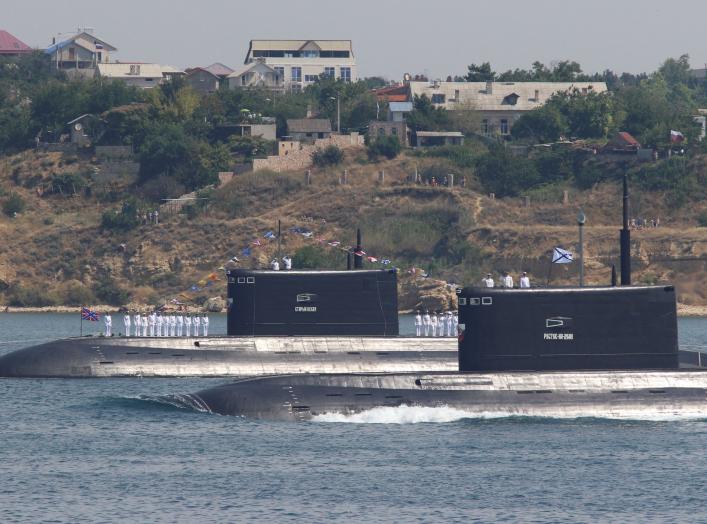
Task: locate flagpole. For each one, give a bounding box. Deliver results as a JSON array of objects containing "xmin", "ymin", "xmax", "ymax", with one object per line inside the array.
[
  {"xmin": 546, "ymin": 252, "xmax": 554, "ymax": 287},
  {"xmin": 80, "ymin": 306, "xmax": 83, "ymax": 337}
]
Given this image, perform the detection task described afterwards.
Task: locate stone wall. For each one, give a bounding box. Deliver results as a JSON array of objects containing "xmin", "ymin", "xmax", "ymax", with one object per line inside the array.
[{"xmin": 253, "ymin": 133, "xmax": 364, "ymax": 172}]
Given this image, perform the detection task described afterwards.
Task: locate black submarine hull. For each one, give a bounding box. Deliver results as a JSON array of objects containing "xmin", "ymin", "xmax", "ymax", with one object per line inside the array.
[
  {"xmin": 190, "ymin": 370, "xmax": 707, "ymax": 421},
  {"xmin": 0, "ymin": 336, "xmax": 456, "ymax": 378}
]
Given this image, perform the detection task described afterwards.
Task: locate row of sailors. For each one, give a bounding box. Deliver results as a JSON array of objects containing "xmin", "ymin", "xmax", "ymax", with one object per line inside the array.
[
  {"xmin": 108, "ymin": 313, "xmax": 210, "ymax": 337},
  {"xmin": 482, "ymin": 271, "xmax": 531, "ymax": 288},
  {"xmin": 414, "ymin": 311, "xmax": 458, "ymax": 337}
]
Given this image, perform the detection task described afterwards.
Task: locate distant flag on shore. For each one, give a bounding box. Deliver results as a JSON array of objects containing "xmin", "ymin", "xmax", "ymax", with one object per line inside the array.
[
  {"xmin": 241, "ymin": 247, "xmax": 251, "ymax": 257},
  {"xmin": 367, "ymin": 256, "xmax": 378, "ymax": 262},
  {"xmin": 251, "ymin": 239, "xmax": 262, "ymax": 246},
  {"xmin": 81, "ymin": 307, "xmax": 100, "ymax": 321},
  {"xmin": 264, "ymin": 231, "xmax": 276, "ymax": 240},
  {"xmin": 328, "ymin": 241, "xmax": 340, "ymax": 247},
  {"xmin": 381, "ymin": 259, "xmax": 391, "ymax": 265},
  {"xmin": 354, "ymin": 250, "xmax": 366, "ymax": 256},
  {"xmin": 552, "ymin": 247, "xmax": 574, "ymax": 264}
]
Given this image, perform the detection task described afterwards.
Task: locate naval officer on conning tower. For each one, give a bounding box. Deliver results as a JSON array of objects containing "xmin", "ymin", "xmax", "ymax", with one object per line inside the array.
[
  {"xmin": 123, "ymin": 312, "xmax": 130, "ymax": 337},
  {"xmin": 414, "ymin": 310, "xmax": 422, "ymax": 337},
  {"xmin": 482, "ymin": 273, "xmax": 494, "ymax": 288}
]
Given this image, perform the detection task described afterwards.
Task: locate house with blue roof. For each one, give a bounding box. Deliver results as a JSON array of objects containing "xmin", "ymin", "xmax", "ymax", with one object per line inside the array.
[{"xmin": 46, "ymin": 31, "xmax": 116, "ymax": 78}]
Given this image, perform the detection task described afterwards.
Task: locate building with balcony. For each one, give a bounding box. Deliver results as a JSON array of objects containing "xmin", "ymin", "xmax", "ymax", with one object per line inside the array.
[
  {"xmin": 243, "ymin": 40, "xmax": 356, "ymax": 90},
  {"xmin": 408, "ymin": 80, "xmax": 608, "ymax": 137},
  {"xmin": 46, "ymin": 31, "xmax": 116, "ymax": 78}
]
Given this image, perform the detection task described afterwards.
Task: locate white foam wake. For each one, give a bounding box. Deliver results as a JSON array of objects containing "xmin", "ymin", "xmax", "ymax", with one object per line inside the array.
[{"xmin": 312, "ymin": 404, "xmax": 707, "ymax": 424}]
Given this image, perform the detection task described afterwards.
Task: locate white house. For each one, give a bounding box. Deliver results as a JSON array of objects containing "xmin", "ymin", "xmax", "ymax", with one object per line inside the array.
[
  {"xmin": 96, "ymin": 63, "xmax": 183, "ymax": 88},
  {"xmin": 46, "ymin": 30, "xmax": 116, "ymax": 78},
  {"xmin": 408, "ymin": 80, "xmax": 608, "ymax": 136},
  {"xmin": 243, "ymin": 40, "xmax": 356, "ymax": 90},
  {"xmin": 227, "ymin": 60, "xmax": 283, "ymax": 90}
]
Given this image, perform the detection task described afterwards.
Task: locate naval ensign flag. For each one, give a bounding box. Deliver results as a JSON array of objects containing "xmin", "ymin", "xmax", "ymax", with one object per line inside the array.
[{"xmin": 552, "ymin": 247, "xmax": 573, "ymax": 264}]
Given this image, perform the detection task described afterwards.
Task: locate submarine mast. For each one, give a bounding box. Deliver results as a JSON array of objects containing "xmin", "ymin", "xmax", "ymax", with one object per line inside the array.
[{"xmin": 620, "ymin": 173, "xmax": 631, "ymax": 285}]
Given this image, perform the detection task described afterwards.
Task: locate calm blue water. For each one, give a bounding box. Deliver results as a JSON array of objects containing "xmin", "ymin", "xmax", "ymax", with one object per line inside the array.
[{"xmin": 1, "ymin": 314, "xmax": 707, "ymax": 523}]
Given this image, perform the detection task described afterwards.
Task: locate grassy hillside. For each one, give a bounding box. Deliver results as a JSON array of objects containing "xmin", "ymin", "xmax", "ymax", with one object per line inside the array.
[{"xmin": 1, "ymin": 147, "xmax": 707, "ymax": 311}]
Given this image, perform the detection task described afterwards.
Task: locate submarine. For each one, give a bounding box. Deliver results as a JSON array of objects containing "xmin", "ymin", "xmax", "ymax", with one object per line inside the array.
[
  {"xmin": 0, "ymin": 248, "xmax": 457, "ymax": 378},
  {"xmin": 186, "ymin": 176, "xmax": 707, "ymax": 421}
]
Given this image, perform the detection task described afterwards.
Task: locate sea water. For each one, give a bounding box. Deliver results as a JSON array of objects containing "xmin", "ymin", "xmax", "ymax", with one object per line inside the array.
[{"xmin": 1, "ymin": 314, "xmax": 707, "ymax": 523}]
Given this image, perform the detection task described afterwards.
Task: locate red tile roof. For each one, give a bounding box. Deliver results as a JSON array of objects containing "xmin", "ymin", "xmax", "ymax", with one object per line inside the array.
[
  {"xmin": 0, "ymin": 30, "xmax": 31, "ymax": 54},
  {"xmin": 617, "ymin": 131, "xmax": 640, "ymax": 147}
]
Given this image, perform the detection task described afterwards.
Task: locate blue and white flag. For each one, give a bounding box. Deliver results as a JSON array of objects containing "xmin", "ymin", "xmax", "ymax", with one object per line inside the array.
[
  {"xmin": 241, "ymin": 247, "xmax": 252, "ymax": 257},
  {"xmin": 264, "ymin": 231, "xmax": 276, "ymax": 240},
  {"xmin": 552, "ymin": 247, "xmax": 573, "ymax": 264}
]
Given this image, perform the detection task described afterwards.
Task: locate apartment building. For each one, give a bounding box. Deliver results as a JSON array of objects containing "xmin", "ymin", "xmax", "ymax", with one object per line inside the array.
[{"xmin": 243, "ymin": 40, "xmax": 356, "ymax": 90}]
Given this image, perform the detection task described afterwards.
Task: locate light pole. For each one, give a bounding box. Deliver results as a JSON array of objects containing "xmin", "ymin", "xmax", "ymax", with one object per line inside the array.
[
  {"xmin": 577, "ymin": 209, "xmax": 586, "ymax": 287},
  {"xmin": 330, "ymin": 96, "xmax": 340, "ymax": 133}
]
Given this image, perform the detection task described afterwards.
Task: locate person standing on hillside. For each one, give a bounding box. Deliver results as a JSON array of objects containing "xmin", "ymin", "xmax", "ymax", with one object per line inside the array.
[
  {"xmin": 414, "ymin": 310, "xmax": 422, "ymax": 337},
  {"xmin": 104, "ymin": 313, "xmax": 112, "ymax": 337},
  {"xmin": 123, "ymin": 311, "xmax": 131, "ymax": 337},
  {"xmin": 423, "ymin": 310, "xmax": 431, "ymax": 336},
  {"xmin": 520, "ymin": 272, "xmax": 531, "ymax": 289}
]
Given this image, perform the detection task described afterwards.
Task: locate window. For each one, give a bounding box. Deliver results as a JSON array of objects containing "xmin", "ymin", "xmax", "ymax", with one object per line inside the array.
[
  {"xmin": 481, "ymin": 119, "xmax": 489, "ymax": 135},
  {"xmin": 304, "ymin": 74, "xmax": 319, "ymax": 83},
  {"xmin": 500, "ymin": 119, "xmax": 509, "ymax": 135},
  {"xmin": 291, "ymin": 67, "xmax": 302, "ymax": 82},
  {"xmin": 431, "ymin": 93, "xmax": 446, "ymax": 104},
  {"xmin": 301, "ymin": 50, "xmax": 319, "ymax": 58},
  {"xmin": 324, "ymin": 67, "xmax": 335, "ymax": 78},
  {"xmin": 340, "ymin": 67, "xmax": 351, "ymax": 82},
  {"xmin": 274, "ymin": 66, "xmax": 284, "ymax": 80},
  {"xmin": 378, "ymin": 127, "xmax": 385, "ymax": 136},
  {"xmin": 97, "ymin": 52, "xmax": 102, "ymax": 62},
  {"xmin": 391, "ymin": 127, "xmax": 398, "ymax": 135},
  {"xmin": 454, "ymin": 89, "xmax": 460, "ymax": 101},
  {"xmin": 482, "ymin": 297, "xmax": 493, "ymax": 305},
  {"xmin": 68, "ymin": 47, "xmax": 75, "ymax": 60}
]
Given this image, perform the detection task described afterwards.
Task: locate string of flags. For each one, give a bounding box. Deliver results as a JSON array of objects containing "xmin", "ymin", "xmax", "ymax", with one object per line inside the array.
[{"xmin": 174, "ymin": 223, "xmax": 457, "ymax": 302}]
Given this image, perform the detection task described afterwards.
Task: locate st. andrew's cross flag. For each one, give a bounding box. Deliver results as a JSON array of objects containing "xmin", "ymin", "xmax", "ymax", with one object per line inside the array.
[
  {"xmin": 81, "ymin": 307, "xmax": 100, "ymax": 321},
  {"xmin": 552, "ymin": 247, "xmax": 573, "ymax": 264}
]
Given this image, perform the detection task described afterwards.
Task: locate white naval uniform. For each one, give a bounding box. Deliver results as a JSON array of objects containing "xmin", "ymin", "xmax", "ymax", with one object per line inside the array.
[
  {"xmin": 123, "ymin": 315, "xmax": 131, "ymax": 337},
  {"xmin": 156, "ymin": 316, "xmax": 163, "ymax": 337},
  {"xmin": 270, "ymin": 260, "xmax": 280, "ymax": 271},
  {"xmin": 184, "ymin": 316, "xmax": 192, "ymax": 337},
  {"xmin": 104, "ymin": 315, "xmax": 112, "ymax": 337},
  {"xmin": 177, "ymin": 315, "xmax": 184, "ymax": 337},
  {"xmin": 202, "ymin": 316, "xmax": 209, "ymax": 336},
  {"xmin": 133, "ymin": 315, "xmax": 141, "ymax": 337},
  {"xmin": 482, "ymin": 277, "xmax": 494, "ymax": 288},
  {"xmin": 503, "ymin": 275, "xmax": 514, "ymax": 288},
  {"xmin": 446, "ymin": 313, "xmax": 453, "ymax": 337},
  {"xmin": 437, "ymin": 314, "xmax": 445, "ymax": 336},
  {"xmin": 193, "ymin": 316, "xmax": 201, "ymax": 336},
  {"xmin": 414, "ymin": 313, "xmax": 422, "ymax": 337},
  {"xmin": 169, "ymin": 315, "xmax": 176, "ymax": 337},
  {"xmin": 520, "ymin": 276, "xmax": 530, "ymax": 289},
  {"xmin": 430, "ymin": 315, "xmax": 438, "ymax": 337},
  {"xmin": 423, "ymin": 313, "xmax": 431, "ymax": 336},
  {"xmin": 452, "ymin": 313, "xmax": 459, "ymax": 335},
  {"xmin": 141, "ymin": 316, "xmax": 148, "ymax": 337},
  {"xmin": 282, "ymin": 257, "xmax": 292, "ymax": 270},
  {"xmin": 149, "ymin": 313, "xmax": 156, "ymax": 337}
]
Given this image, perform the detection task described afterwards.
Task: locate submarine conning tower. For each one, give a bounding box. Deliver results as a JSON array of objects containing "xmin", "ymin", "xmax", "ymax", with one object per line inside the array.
[
  {"xmin": 226, "ymin": 268, "xmax": 399, "ymax": 336},
  {"xmin": 457, "ymin": 285, "xmax": 679, "ymax": 372}
]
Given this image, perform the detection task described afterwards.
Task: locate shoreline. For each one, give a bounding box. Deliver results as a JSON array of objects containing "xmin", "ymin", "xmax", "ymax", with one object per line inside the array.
[{"xmin": 2, "ymin": 303, "xmax": 707, "ymax": 317}]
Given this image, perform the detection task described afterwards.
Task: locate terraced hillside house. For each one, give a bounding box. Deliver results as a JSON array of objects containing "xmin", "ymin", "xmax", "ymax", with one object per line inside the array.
[
  {"xmin": 0, "ymin": 30, "xmax": 32, "ymax": 56},
  {"xmin": 96, "ymin": 63, "xmax": 182, "ymax": 89},
  {"xmin": 244, "ymin": 40, "xmax": 356, "ymax": 91},
  {"xmin": 46, "ymin": 30, "xmax": 116, "ymax": 78},
  {"xmin": 286, "ymin": 119, "xmax": 332, "ymax": 142},
  {"xmin": 409, "ymin": 80, "xmax": 608, "ymax": 137},
  {"xmin": 227, "ymin": 60, "xmax": 283, "ymax": 90}
]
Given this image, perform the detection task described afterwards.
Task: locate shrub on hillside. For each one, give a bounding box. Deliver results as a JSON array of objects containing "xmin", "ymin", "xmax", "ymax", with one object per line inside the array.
[
  {"xmin": 698, "ymin": 210, "xmax": 707, "ymax": 227},
  {"xmin": 101, "ymin": 199, "xmax": 140, "ymax": 231},
  {"xmin": 94, "ymin": 275, "xmax": 129, "ymax": 306},
  {"xmin": 366, "ymin": 136, "xmax": 401, "ymax": 160},
  {"xmin": 292, "ymin": 245, "xmax": 346, "ymax": 270},
  {"xmin": 2, "ymin": 192, "xmax": 25, "ymax": 216},
  {"xmin": 475, "ymin": 145, "xmax": 540, "ymax": 197},
  {"xmin": 56, "ymin": 280, "xmax": 94, "ymax": 306},
  {"xmin": 312, "ymin": 145, "xmax": 343, "ymax": 167},
  {"xmin": 6, "ymin": 284, "xmax": 58, "ymax": 307}
]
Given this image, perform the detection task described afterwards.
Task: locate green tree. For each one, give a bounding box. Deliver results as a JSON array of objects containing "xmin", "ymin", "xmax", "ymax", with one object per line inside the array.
[
  {"xmin": 475, "ymin": 145, "xmax": 540, "ymax": 197},
  {"xmin": 367, "ymin": 135, "xmax": 401, "ymax": 159},
  {"xmin": 511, "ymin": 106, "xmax": 566, "ymax": 142},
  {"xmin": 465, "ymin": 62, "xmax": 495, "ymax": 82}
]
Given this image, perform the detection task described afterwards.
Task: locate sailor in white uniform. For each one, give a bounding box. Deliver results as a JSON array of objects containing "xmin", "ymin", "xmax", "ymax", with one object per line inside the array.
[
  {"xmin": 193, "ymin": 314, "xmax": 201, "ymax": 336},
  {"xmin": 282, "ymin": 256, "xmax": 292, "ymax": 270},
  {"xmin": 482, "ymin": 273, "xmax": 494, "ymax": 288},
  {"xmin": 520, "ymin": 272, "xmax": 531, "ymax": 289},
  {"xmin": 270, "ymin": 259, "xmax": 280, "ymax": 271},
  {"xmin": 133, "ymin": 312, "xmax": 141, "ymax": 337},
  {"xmin": 437, "ymin": 312, "xmax": 446, "ymax": 336},
  {"xmin": 423, "ymin": 310, "xmax": 431, "ymax": 337},
  {"xmin": 177, "ymin": 313, "xmax": 184, "ymax": 337},
  {"xmin": 446, "ymin": 311, "xmax": 454, "ymax": 337},
  {"xmin": 149, "ymin": 312, "xmax": 156, "ymax": 337},
  {"xmin": 104, "ymin": 314, "xmax": 112, "ymax": 337},
  {"xmin": 503, "ymin": 272, "xmax": 514, "ymax": 289},
  {"xmin": 155, "ymin": 312, "xmax": 162, "ymax": 337},
  {"xmin": 170, "ymin": 314, "xmax": 177, "ymax": 337},
  {"xmin": 414, "ymin": 310, "xmax": 422, "ymax": 337},
  {"xmin": 141, "ymin": 313, "xmax": 148, "ymax": 337},
  {"xmin": 184, "ymin": 314, "xmax": 192, "ymax": 337},
  {"xmin": 452, "ymin": 312, "xmax": 459, "ymax": 335},
  {"xmin": 202, "ymin": 314, "xmax": 209, "ymax": 336},
  {"xmin": 123, "ymin": 312, "xmax": 131, "ymax": 337},
  {"xmin": 430, "ymin": 312, "xmax": 438, "ymax": 337}
]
